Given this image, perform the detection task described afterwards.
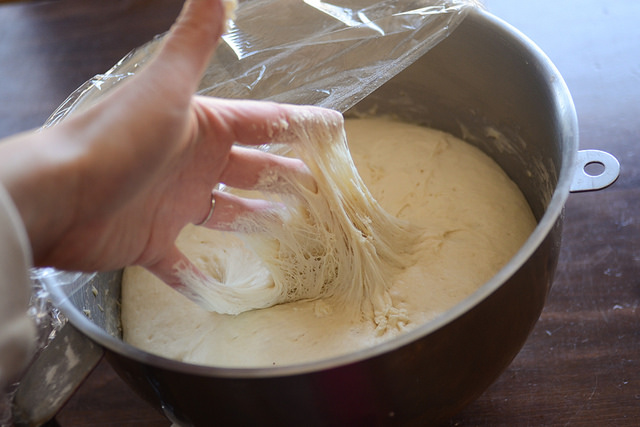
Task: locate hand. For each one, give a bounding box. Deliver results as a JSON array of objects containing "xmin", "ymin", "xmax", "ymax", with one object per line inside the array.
[{"xmin": 0, "ymin": 0, "xmax": 342, "ymax": 295}]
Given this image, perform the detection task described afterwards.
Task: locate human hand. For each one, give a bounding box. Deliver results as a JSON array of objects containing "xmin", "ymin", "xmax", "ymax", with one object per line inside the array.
[{"xmin": 0, "ymin": 0, "xmax": 342, "ymax": 302}]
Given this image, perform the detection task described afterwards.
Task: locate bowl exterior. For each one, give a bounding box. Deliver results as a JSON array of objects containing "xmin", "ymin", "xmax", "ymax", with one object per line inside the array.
[{"xmin": 53, "ymin": 8, "xmax": 577, "ymax": 426}]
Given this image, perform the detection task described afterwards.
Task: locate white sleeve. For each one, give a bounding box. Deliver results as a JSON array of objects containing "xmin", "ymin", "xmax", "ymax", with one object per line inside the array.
[{"xmin": 0, "ymin": 183, "xmax": 35, "ymax": 388}]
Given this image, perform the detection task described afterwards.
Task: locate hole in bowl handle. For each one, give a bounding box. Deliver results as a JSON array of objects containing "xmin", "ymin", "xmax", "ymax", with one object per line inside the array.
[{"xmin": 570, "ymin": 149, "xmax": 620, "ymax": 192}]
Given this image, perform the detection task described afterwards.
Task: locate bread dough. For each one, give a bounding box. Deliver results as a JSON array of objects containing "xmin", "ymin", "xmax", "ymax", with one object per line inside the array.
[
  {"xmin": 121, "ymin": 118, "xmax": 536, "ymax": 367},
  {"xmin": 171, "ymin": 112, "xmax": 420, "ymax": 334}
]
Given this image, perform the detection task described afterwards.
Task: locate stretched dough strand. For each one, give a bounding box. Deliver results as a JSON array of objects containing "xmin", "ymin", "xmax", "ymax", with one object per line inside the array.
[{"xmin": 177, "ymin": 114, "xmax": 421, "ymax": 332}]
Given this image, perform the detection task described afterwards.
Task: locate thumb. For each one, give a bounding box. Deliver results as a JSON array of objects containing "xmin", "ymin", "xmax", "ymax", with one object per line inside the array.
[{"xmin": 152, "ymin": 0, "xmax": 230, "ymax": 90}]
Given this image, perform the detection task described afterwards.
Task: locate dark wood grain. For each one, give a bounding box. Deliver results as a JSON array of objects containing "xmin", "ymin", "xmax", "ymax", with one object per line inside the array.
[
  {"xmin": 0, "ymin": 0, "xmax": 182, "ymax": 139},
  {"xmin": 1, "ymin": 0, "xmax": 638, "ymax": 425}
]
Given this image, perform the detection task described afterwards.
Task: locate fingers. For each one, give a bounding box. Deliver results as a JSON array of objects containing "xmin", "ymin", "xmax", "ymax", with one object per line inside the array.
[
  {"xmin": 196, "ymin": 97, "xmax": 344, "ymax": 146},
  {"xmin": 146, "ymin": 245, "xmax": 200, "ymax": 298},
  {"xmin": 150, "ymin": 0, "xmax": 229, "ymax": 94},
  {"xmin": 199, "ymin": 191, "xmax": 284, "ymax": 232},
  {"xmin": 220, "ymin": 146, "xmax": 317, "ymax": 193},
  {"xmin": 190, "ymin": 99, "xmax": 342, "ymax": 231},
  {"xmin": 145, "ymin": 244, "xmax": 275, "ymax": 314},
  {"xmin": 146, "ymin": 246, "xmax": 222, "ymax": 310}
]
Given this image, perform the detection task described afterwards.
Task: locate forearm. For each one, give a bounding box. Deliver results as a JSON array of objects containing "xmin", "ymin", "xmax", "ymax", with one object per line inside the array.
[{"xmin": 0, "ymin": 126, "xmax": 80, "ymax": 263}]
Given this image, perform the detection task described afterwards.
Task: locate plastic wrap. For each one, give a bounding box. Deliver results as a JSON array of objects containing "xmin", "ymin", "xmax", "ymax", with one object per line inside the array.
[
  {"xmin": 11, "ymin": 0, "xmax": 481, "ymax": 423},
  {"xmin": 48, "ymin": 0, "xmax": 481, "ymax": 123}
]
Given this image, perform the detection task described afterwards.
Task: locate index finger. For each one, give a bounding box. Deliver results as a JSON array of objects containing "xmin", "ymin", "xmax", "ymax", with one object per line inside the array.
[{"xmin": 195, "ymin": 97, "xmax": 344, "ymax": 147}]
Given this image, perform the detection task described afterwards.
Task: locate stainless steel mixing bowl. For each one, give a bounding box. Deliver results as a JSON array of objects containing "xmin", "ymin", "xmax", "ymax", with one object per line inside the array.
[{"xmin": 29, "ymin": 7, "xmax": 619, "ymax": 427}]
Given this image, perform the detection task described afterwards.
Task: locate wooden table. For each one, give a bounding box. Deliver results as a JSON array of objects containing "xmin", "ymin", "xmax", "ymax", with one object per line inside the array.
[{"xmin": 1, "ymin": 0, "xmax": 638, "ymax": 425}]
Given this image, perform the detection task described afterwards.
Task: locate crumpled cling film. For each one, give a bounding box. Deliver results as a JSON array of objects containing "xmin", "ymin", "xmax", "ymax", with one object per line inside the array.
[
  {"xmin": 1, "ymin": 270, "xmax": 90, "ymax": 427},
  {"xmin": 13, "ymin": 0, "xmax": 481, "ymax": 423},
  {"xmin": 47, "ymin": 0, "xmax": 482, "ymax": 124}
]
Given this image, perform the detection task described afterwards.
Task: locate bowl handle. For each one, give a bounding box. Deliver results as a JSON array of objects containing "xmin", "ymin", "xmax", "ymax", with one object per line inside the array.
[{"xmin": 570, "ymin": 149, "xmax": 620, "ymax": 192}]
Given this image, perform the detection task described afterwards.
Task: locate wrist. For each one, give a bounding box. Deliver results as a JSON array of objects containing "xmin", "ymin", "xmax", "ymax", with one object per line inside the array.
[{"xmin": 0, "ymin": 127, "xmax": 80, "ymax": 263}]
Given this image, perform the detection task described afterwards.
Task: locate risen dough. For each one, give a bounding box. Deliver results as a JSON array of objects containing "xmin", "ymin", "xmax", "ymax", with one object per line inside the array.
[{"xmin": 121, "ymin": 118, "xmax": 536, "ymax": 367}]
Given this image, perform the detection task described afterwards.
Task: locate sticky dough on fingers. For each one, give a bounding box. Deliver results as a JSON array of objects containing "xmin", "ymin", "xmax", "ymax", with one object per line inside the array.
[
  {"xmin": 219, "ymin": 146, "xmax": 317, "ymax": 193},
  {"xmin": 195, "ymin": 97, "xmax": 344, "ymax": 146}
]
